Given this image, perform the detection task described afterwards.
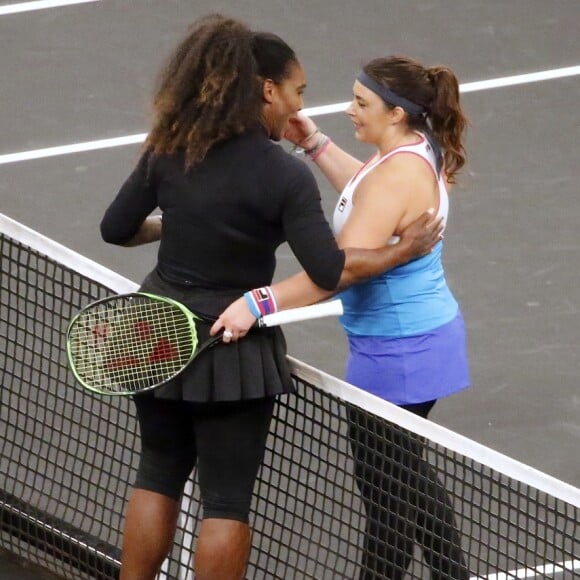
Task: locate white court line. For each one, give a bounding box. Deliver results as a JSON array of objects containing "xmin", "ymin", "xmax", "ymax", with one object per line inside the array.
[
  {"xmin": 0, "ymin": 133, "xmax": 147, "ymax": 165},
  {"xmin": 306, "ymin": 64, "xmax": 580, "ymax": 116},
  {"xmin": 0, "ymin": 64, "xmax": 579, "ymax": 165},
  {"xmin": 0, "ymin": 0, "xmax": 99, "ymax": 16},
  {"xmin": 475, "ymin": 559, "xmax": 580, "ymax": 580}
]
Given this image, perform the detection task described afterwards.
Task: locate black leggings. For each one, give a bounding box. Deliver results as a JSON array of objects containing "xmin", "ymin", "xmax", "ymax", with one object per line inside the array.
[
  {"xmin": 133, "ymin": 395, "xmax": 275, "ymax": 523},
  {"xmin": 348, "ymin": 401, "xmax": 469, "ymax": 580}
]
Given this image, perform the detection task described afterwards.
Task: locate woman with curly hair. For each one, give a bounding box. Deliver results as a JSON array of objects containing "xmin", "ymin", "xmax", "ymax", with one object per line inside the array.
[{"xmin": 101, "ymin": 15, "xmax": 441, "ymax": 579}]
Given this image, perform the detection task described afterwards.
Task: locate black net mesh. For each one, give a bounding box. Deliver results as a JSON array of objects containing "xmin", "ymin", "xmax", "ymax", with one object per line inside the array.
[{"xmin": 1, "ymin": 216, "xmax": 579, "ymax": 580}]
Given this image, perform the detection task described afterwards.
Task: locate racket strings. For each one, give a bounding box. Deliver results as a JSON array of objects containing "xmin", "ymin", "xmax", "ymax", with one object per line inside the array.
[{"xmin": 69, "ymin": 300, "xmax": 196, "ymax": 393}]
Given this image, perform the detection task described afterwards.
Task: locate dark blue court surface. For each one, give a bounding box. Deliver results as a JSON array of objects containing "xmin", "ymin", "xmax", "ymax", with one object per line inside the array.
[{"xmin": 1, "ymin": 0, "xmax": 579, "ymax": 577}]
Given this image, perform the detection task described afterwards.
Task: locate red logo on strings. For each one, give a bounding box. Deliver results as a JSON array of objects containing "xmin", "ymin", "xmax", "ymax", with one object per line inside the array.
[
  {"xmin": 91, "ymin": 323, "xmax": 109, "ymax": 341},
  {"xmin": 134, "ymin": 320, "xmax": 152, "ymax": 341},
  {"xmin": 147, "ymin": 338, "xmax": 178, "ymax": 364}
]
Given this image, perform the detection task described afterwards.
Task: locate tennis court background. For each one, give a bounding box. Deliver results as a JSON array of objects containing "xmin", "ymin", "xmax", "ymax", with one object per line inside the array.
[{"xmin": 0, "ymin": 0, "xmax": 579, "ymax": 573}]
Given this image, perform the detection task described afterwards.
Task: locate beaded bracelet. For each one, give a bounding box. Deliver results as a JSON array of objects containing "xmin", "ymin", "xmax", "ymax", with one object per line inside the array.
[
  {"xmin": 243, "ymin": 286, "xmax": 278, "ymax": 318},
  {"xmin": 304, "ymin": 133, "xmax": 332, "ymax": 161},
  {"xmin": 291, "ymin": 128, "xmax": 321, "ymax": 155},
  {"xmin": 299, "ymin": 128, "xmax": 320, "ymax": 148},
  {"xmin": 310, "ymin": 136, "xmax": 333, "ymax": 161}
]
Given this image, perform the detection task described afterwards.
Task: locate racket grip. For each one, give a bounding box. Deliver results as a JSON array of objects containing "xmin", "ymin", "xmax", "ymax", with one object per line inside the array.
[{"xmin": 258, "ymin": 299, "xmax": 343, "ymax": 327}]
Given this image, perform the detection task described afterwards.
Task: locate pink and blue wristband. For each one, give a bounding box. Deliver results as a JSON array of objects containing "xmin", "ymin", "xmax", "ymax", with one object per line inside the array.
[{"xmin": 244, "ymin": 286, "xmax": 278, "ymax": 318}]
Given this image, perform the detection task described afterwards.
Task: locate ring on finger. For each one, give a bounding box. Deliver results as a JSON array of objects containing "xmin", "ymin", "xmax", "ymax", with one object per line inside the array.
[{"xmin": 223, "ymin": 330, "xmax": 234, "ymax": 339}]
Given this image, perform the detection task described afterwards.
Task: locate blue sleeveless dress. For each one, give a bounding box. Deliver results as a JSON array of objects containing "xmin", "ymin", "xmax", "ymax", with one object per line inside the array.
[{"xmin": 333, "ymin": 134, "xmax": 470, "ymax": 404}]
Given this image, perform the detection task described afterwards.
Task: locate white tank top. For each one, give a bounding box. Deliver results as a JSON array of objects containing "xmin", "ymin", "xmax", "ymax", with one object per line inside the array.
[{"xmin": 332, "ymin": 132, "xmax": 449, "ymax": 241}]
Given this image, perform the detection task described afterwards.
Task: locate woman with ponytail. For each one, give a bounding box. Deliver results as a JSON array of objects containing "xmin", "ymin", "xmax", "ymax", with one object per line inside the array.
[
  {"xmin": 101, "ymin": 19, "xmax": 442, "ymax": 579},
  {"xmin": 216, "ymin": 55, "xmax": 471, "ymax": 579}
]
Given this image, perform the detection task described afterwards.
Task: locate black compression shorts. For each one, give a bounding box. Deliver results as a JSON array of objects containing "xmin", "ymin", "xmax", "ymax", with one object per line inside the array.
[{"xmin": 133, "ymin": 394, "xmax": 275, "ymax": 523}]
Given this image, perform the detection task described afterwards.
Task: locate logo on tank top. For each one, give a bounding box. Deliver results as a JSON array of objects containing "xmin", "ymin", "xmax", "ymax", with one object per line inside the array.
[{"xmin": 338, "ymin": 196, "xmax": 347, "ymax": 212}]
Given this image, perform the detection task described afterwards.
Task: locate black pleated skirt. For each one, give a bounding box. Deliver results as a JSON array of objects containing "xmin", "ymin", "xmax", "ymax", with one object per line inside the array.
[{"xmin": 137, "ymin": 269, "xmax": 294, "ymax": 403}]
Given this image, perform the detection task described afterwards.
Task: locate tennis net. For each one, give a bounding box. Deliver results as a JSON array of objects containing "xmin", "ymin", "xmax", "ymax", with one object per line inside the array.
[{"xmin": 1, "ymin": 212, "xmax": 579, "ymax": 580}]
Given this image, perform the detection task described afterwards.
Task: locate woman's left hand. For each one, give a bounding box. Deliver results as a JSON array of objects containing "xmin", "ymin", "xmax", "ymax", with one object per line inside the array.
[{"xmin": 210, "ymin": 297, "xmax": 257, "ymax": 343}]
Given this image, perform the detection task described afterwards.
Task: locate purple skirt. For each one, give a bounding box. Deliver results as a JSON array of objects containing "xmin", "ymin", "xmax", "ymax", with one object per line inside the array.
[{"xmin": 345, "ymin": 312, "xmax": 470, "ymax": 405}]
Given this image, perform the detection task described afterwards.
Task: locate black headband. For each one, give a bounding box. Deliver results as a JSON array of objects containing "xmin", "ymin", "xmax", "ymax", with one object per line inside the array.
[{"xmin": 356, "ymin": 71, "xmax": 426, "ymax": 115}]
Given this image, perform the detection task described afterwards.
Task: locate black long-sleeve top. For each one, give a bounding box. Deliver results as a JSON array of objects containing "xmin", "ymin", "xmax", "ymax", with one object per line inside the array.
[{"xmin": 101, "ymin": 129, "xmax": 345, "ymax": 295}]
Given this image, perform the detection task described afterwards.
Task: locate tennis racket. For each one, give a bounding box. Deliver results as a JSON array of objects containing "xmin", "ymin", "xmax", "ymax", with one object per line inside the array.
[{"xmin": 66, "ymin": 292, "xmax": 343, "ymax": 396}]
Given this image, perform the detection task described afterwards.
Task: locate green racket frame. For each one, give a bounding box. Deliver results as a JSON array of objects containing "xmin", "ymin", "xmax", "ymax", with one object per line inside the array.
[{"xmin": 66, "ymin": 292, "xmax": 209, "ymax": 396}]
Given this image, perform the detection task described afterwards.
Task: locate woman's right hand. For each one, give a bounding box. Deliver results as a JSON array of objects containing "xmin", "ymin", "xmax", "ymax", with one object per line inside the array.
[
  {"xmin": 284, "ymin": 113, "xmax": 318, "ymax": 148},
  {"xmin": 210, "ymin": 296, "xmax": 257, "ymax": 343},
  {"xmin": 398, "ymin": 210, "xmax": 445, "ymax": 260}
]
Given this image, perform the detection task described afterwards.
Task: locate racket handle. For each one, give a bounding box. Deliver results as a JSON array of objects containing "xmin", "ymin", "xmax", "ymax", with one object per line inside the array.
[{"xmin": 258, "ymin": 299, "xmax": 343, "ymax": 327}]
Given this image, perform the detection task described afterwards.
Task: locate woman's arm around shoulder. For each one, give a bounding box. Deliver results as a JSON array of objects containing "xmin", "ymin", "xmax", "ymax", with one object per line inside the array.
[
  {"xmin": 339, "ymin": 152, "xmax": 438, "ymax": 250},
  {"xmin": 209, "ymin": 210, "xmax": 442, "ymax": 341}
]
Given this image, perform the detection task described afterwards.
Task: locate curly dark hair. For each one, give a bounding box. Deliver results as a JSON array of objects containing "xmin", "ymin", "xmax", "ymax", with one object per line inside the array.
[{"xmin": 145, "ymin": 14, "xmax": 298, "ymax": 168}]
